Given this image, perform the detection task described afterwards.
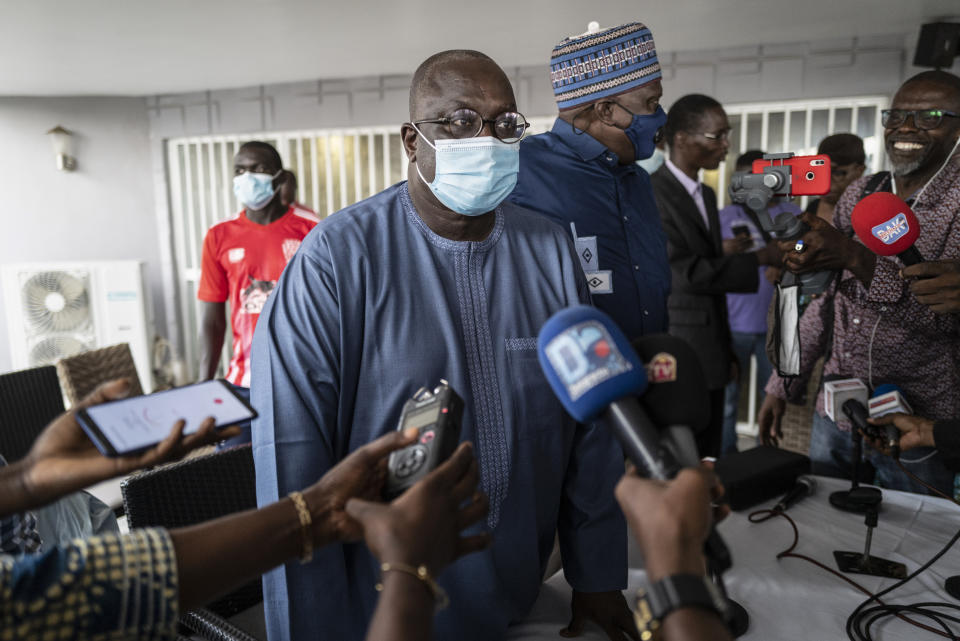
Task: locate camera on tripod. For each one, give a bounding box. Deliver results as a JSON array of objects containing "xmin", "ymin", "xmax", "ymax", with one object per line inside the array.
[{"xmin": 729, "ymin": 152, "xmax": 833, "ymax": 295}]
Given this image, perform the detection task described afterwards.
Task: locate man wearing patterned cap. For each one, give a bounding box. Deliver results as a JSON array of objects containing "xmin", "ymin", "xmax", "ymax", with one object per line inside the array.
[{"xmin": 510, "ymin": 21, "xmax": 671, "ymax": 343}]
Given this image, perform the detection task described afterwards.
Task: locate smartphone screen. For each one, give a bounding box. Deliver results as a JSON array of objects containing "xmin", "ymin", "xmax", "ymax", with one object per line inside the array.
[{"xmin": 78, "ymin": 380, "xmax": 256, "ymax": 456}]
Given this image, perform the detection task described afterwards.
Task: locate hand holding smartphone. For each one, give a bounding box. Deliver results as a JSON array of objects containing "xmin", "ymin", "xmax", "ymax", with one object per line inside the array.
[{"xmin": 76, "ymin": 380, "xmax": 257, "ymax": 456}]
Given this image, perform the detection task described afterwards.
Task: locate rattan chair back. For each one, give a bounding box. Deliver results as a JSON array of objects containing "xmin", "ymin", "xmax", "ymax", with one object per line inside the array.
[
  {"xmin": 121, "ymin": 444, "xmax": 261, "ymax": 616},
  {"xmin": 57, "ymin": 343, "xmax": 143, "ymax": 406},
  {"xmin": 0, "ymin": 365, "xmax": 64, "ymax": 462}
]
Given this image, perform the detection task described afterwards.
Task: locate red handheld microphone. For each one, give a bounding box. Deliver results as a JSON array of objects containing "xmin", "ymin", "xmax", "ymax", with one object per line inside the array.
[{"xmin": 851, "ymin": 192, "xmax": 923, "ymax": 265}]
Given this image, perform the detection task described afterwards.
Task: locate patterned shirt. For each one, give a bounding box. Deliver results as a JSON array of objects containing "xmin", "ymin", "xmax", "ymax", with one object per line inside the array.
[
  {"xmin": 765, "ymin": 155, "xmax": 960, "ymax": 423},
  {"xmin": 0, "ymin": 528, "xmax": 179, "ymax": 641},
  {"xmin": 0, "ymin": 455, "xmax": 42, "ymax": 555}
]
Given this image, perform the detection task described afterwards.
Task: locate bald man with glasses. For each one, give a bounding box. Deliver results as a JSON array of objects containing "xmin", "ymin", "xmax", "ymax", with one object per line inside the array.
[{"xmin": 251, "ymin": 49, "xmax": 633, "ymax": 641}]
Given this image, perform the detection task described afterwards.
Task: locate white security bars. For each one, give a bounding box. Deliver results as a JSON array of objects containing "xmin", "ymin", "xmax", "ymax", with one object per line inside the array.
[
  {"xmin": 166, "ymin": 119, "xmax": 556, "ymax": 379},
  {"xmin": 165, "ymin": 98, "xmax": 884, "ymax": 386},
  {"xmin": 708, "ymin": 95, "xmax": 888, "ymax": 209}
]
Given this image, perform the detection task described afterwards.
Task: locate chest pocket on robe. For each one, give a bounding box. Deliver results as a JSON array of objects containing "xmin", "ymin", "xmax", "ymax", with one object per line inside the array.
[{"xmin": 504, "ymin": 338, "xmax": 564, "ymax": 440}]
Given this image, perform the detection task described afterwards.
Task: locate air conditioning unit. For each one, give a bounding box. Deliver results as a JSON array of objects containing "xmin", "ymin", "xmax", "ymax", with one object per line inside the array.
[{"xmin": 1, "ymin": 261, "xmax": 154, "ymax": 392}]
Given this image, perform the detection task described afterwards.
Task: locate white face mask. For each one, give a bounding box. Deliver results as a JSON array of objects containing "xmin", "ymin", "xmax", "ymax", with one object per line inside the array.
[
  {"xmin": 636, "ymin": 147, "xmax": 665, "ymax": 175},
  {"xmin": 412, "ymin": 125, "xmax": 520, "ymax": 216},
  {"xmin": 233, "ymin": 169, "xmax": 282, "ymax": 210}
]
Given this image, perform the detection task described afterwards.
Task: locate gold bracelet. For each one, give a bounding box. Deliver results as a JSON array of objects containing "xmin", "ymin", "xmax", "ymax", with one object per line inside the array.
[
  {"xmin": 287, "ymin": 491, "xmax": 313, "ymax": 563},
  {"xmin": 375, "ymin": 561, "xmax": 449, "ymax": 611}
]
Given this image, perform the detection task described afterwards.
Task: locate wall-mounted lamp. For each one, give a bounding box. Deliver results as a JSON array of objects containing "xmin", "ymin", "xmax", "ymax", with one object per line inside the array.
[{"xmin": 46, "ymin": 125, "xmax": 76, "ymax": 171}]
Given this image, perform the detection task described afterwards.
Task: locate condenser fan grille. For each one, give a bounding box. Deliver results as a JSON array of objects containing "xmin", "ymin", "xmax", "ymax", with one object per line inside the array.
[
  {"xmin": 22, "ymin": 271, "xmax": 91, "ymax": 333},
  {"xmin": 29, "ymin": 336, "xmax": 91, "ymax": 366}
]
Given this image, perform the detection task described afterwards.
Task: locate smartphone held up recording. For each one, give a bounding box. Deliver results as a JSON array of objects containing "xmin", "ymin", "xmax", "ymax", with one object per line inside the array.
[
  {"xmin": 76, "ymin": 379, "xmax": 256, "ymax": 456},
  {"xmin": 750, "ymin": 153, "xmax": 831, "ymax": 196}
]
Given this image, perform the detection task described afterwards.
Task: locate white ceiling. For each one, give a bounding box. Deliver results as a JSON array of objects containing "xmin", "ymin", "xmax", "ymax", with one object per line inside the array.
[{"xmin": 2, "ymin": 0, "xmax": 958, "ymax": 97}]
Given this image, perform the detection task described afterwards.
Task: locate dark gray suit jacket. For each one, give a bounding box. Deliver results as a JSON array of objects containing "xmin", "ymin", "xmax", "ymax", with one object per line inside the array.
[{"xmin": 651, "ymin": 165, "xmax": 760, "ymax": 390}]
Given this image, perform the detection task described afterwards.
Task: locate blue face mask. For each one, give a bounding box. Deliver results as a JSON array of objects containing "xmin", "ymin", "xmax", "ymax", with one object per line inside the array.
[
  {"xmin": 636, "ymin": 146, "xmax": 665, "ymax": 174},
  {"xmin": 233, "ymin": 170, "xmax": 281, "ymax": 210},
  {"xmin": 413, "ymin": 127, "xmax": 519, "ymax": 216},
  {"xmin": 622, "ymin": 105, "xmax": 667, "ymax": 162}
]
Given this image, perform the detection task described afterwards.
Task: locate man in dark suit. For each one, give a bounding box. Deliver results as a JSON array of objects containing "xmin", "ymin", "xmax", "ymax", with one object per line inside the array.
[{"xmin": 651, "ymin": 94, "xmax": 782, "ymax": 456}]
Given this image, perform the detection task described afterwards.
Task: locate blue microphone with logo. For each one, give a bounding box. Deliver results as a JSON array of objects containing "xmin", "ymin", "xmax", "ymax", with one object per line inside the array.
[
  {"xmin": 537, "ymin": 305, "xmax": 680, "ymax": 480},
  {"xmin": 538, "ymin": 305, "xmax": 738, "ymax": 627}
]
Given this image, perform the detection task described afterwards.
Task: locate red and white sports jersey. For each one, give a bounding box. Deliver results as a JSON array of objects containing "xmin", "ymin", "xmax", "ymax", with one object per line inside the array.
[{"xmin": 197, "ymin": 204, "xmax": 318, "ymax": 386}]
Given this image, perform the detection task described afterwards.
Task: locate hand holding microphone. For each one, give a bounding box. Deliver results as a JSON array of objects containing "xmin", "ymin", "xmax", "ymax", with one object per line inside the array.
[
  {"xmin": 537, "ymin": 306, "xmax": 732, "ymax": 572},
  {"xmin": 849, "ymin": 194, "xmax": 960, "ymax": 313},
  {"xmin": 902, "ymin": 259, "xmax": 960, "ymax": 314},
  {"xmin": 615, "ymin": 468, "xmax": 720, "ymax": 580},
  {"xmin": 851, "ymin": 192, "xmax": 924, "ymax": 265},
  {"xmin": 537, "ymin": 305, "xmax": 678, "ymax": 480},
  {"xmin": 867, "ymin": 413, "xmax": 936, "ymax": 453}
]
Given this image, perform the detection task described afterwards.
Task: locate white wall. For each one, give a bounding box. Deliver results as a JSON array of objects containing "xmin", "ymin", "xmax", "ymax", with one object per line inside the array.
[
  {"xmin": 145, "ymin": 33, "xmax": 959, "ymax": 140},
  {"xmin": 0, "ymin": 97, "xmax": 162, "ymax": 374},
  {"xmin": 2, "ymin": 31, "xmax": 956, "ymax": 374}
]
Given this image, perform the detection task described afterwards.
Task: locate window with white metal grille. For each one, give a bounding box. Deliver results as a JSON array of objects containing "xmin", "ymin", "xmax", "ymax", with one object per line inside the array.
[
  {"xmin": 166, "ymin": 118, "xmax": 555, "ymax": 379},
  {"xmin": 706, "ymin": 95, "xmax": 888, "ymax": 210},
  {"xmin": 165, "ymin": 97, "xmax": 885, "ymax": 387}
]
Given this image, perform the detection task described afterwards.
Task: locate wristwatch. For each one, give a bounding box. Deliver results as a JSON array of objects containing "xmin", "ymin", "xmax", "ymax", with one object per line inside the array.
[{"xmin": 634, "ymin": 573, "xmax": 729, "ymax": 640}]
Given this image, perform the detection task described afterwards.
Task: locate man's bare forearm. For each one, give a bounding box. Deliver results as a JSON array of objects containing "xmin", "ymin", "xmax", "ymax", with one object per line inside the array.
[
  {"xmin": 170, "ymin": 496, "xmax": 324, "ymax": 611},
  {"xmin": 0, "ymin": 459, "xmax": 37, "ymax": 516},
  {"xmin": 198, "ymin": 305, "xmax": 227, "ymax": 380}
]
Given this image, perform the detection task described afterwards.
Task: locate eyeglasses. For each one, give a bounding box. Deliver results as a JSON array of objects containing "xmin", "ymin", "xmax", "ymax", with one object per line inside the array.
[
  {"xmin": 413, "ymin": 108, "xmax": 530, "ymax": 143},
  {"xmin": 697, "ymin": 128, "xmax": 731, "ymax": 142},
  {"xmin": 881, "ymin": 109, "xmax": 960, "ymax": 130}
]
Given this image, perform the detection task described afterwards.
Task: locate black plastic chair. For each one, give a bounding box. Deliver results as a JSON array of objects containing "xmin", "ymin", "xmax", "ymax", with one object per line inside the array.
[
  {"xmin": 0, "ymin": 365, "xmax": 64, "ymax": 462},
  {"xmin": 122, "ymin": 444, "xmax": 262, "ymax": 641}
]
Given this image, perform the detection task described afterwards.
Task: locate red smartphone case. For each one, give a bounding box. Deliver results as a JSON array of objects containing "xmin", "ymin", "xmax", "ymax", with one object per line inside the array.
[{"xmin": 751, "ymin": 154, "xmax": 831, "ymax": 196}]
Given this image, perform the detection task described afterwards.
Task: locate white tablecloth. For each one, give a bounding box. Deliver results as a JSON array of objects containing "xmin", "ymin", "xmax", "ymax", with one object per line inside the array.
[{"xmin": 507, "ymin": 476, "xmax": 960, "ymax": 640}]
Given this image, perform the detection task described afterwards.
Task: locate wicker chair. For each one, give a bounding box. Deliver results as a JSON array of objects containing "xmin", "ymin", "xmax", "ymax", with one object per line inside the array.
[
  {"xmin": 778, "ymin": 358, "xmax": 826, "ymax": 455},
  {"xmin": 56, "ymin": 343, "xmax": 143, "ymax": 407},
  {"xmin": 122, "ymin": 444, "xmax": 262, "ymax": 641},
  {"xmin": 0, "ymin": 365, "xmax": 65, "ymax": 462}
]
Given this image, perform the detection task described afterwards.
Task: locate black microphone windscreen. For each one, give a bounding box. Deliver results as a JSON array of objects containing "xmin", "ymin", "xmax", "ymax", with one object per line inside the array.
[{"xmin": 631, "ymin": 334, "xmax": 710, "ymax": 434}]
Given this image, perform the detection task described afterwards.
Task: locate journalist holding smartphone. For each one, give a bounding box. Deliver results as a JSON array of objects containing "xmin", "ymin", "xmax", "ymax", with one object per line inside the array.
[{"xmin": 0, "ymin": 379, "xmax": 489, "ymax": 641}]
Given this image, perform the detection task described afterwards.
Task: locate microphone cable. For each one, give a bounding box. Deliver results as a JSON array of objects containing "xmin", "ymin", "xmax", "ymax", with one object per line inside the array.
[
  {"xmin": 893, "ymin": 457, "xmax": 953, "ymax": 500},
  {"xmin": 748, "ymin": 502, "xmax": 960, "ymax": 640}
]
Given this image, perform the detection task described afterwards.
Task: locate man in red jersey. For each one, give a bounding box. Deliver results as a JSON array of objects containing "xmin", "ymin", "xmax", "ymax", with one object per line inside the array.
[{"xmin": 197, "ymin": 141, "xmax": 318, "ymax": 390}]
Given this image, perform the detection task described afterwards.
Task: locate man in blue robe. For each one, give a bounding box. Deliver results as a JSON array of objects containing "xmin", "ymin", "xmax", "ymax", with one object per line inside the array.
[{"xmin": 251, "ymin": 50, "xmax": 634, "ymax": 641}]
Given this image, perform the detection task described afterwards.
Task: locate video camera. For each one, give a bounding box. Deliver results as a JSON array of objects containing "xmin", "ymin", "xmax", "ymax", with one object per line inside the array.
[{"xmin": 729, "ymin": 152, "xmax": 834, "ymax": 295}]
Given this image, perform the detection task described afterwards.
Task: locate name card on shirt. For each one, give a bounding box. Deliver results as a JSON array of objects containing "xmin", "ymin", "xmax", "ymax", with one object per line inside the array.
[
  {"xmin": 574, "ymin": 235, "xmax": 599, "ymax": 272},
  {"xmin": 584, "ymin": 270, "xmax": 613, "ymax": 295},
  {"xmin": 570, "ymin": 221, "xmax": 600, "ymax": 273}
]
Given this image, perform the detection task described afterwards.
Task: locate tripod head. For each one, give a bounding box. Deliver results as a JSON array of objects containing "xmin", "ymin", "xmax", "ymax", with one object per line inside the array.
[{"xmin": 729, "ymin": 152, "xmax": 835, "ymax": 295}]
